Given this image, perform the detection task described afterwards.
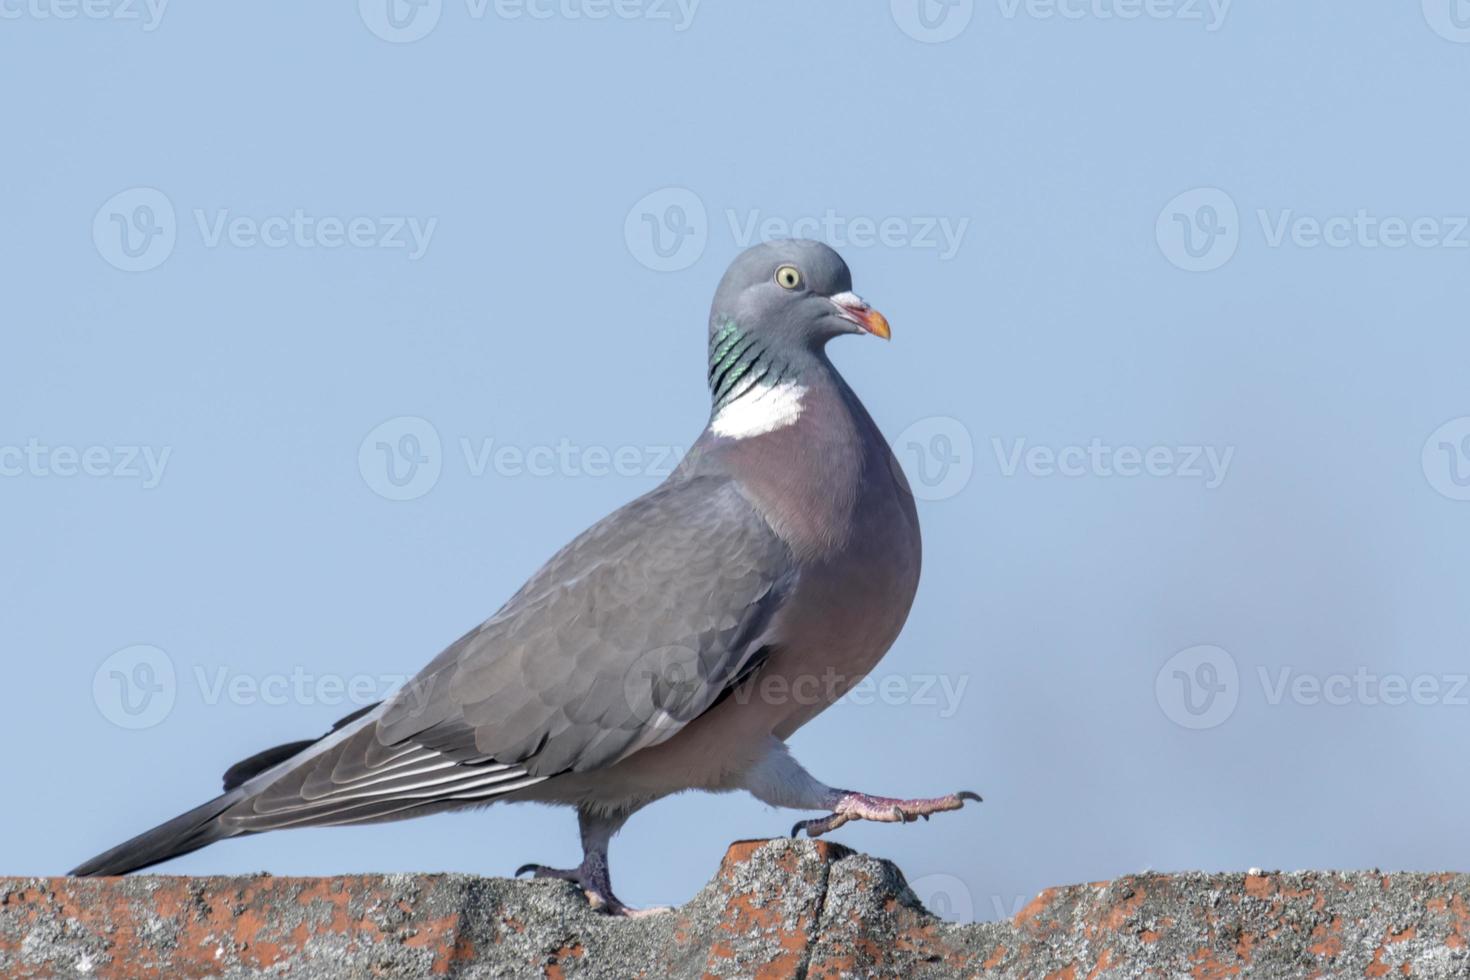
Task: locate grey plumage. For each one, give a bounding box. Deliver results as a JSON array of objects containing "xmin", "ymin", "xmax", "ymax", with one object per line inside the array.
[
  {"xmin": 220, "ymin": 476, "xmax": 793, "ymax": 834},
  {"xmin": 73, "ymin": 240, "xmax": 975, "ymax": 912}
]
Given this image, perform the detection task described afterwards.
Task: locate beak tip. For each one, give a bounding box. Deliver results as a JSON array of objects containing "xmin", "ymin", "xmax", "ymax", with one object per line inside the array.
[{"xmin": 831, "ymin": 292, "xmax": 892, "ymax": 340}]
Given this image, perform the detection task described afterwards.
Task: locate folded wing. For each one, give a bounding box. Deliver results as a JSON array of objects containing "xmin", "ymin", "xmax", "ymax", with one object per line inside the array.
[{"xmin": 223, "ymin": 475, "xmax": 794, "ymax": 833}]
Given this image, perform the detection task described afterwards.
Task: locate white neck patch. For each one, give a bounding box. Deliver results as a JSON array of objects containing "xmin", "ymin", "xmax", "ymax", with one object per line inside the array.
[{"xmin": 711, "ymin": 380, "xmax": 808, "ymax": 440}]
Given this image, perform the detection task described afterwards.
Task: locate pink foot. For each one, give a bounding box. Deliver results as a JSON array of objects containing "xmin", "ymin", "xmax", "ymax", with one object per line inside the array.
[{"xmin": 791, "ymin": 790, "xmax": 981, "ymax": 838}]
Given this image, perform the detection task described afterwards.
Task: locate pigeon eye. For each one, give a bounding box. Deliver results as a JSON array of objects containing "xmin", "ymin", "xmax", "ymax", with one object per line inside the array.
[{"xmin": 774, "ymin": 265, "xmax": 802, "ymax": 290}]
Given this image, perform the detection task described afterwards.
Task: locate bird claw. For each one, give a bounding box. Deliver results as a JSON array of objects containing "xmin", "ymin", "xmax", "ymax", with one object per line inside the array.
[
  {"xmin": 512, "ymin": 861, "xmax": 668, "ymax": 917},
  {"xmin": 791, "ymin": 812, "xmax": 849, "ymax": 838},
  {"xmin": 515, "ymin": 863, "xmax": 579, "ymax": 882}
]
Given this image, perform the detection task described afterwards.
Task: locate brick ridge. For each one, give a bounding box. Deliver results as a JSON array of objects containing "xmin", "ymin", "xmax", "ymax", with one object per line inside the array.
[{"xmin": 4, "ymin": 845, "xmax": 1470, "ymax": 977}]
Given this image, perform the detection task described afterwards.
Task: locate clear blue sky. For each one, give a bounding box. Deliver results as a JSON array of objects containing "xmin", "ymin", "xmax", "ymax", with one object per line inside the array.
[{"xmin": 4, "ymin": 2, "xmax": 1470, "ymax": 920}]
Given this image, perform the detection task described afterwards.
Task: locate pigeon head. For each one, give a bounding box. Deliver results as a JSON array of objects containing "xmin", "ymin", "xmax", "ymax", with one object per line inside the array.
[
  {"xmin": 706, "ymin": 240, "xmax": 890, "ymax": 413},
  {"xmin": 709, "ymin": 239, "xmax": 890, "ymax": 350}
]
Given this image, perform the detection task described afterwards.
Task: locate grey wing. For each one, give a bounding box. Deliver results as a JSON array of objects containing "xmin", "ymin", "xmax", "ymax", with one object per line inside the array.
[{"xmin": 222, "ymin": 474, "xmax": 794, "ymax": 833}]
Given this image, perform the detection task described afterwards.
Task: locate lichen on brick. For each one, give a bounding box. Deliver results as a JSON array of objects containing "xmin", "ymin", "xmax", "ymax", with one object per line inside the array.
[{"xmin": 3, "ymin": 845, "xmax": 1469, "ymax": 978}]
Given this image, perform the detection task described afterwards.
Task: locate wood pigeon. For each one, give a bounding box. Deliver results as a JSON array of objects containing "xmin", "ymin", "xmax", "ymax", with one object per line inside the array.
[{"xmin": 72, "ymin": 240, "xmax": 978, "ymax": 914}]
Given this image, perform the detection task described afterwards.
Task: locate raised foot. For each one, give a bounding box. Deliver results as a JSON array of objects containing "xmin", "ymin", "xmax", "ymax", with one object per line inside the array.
[
  {"xmin": 514, "ymin": 862, "xmax": 671, "ymax": 918},
  {"xmin": 791, "ymin": 790, "xmax": 982, "ymax": 839}
]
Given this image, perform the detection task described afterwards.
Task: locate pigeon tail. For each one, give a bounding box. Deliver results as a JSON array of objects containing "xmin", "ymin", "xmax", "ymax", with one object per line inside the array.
[{"xmin": 69, "ymin": 791, "xmax": 245, "ymax": 877}]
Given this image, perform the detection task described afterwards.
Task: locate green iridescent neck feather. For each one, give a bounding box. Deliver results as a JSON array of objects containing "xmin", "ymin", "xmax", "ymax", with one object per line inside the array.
[{"xmin": 708, "ymin": 319, "xmax": 797, "ymax": 411}]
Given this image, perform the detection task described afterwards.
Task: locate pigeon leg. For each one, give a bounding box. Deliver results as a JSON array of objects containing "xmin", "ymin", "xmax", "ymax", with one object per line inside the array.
[
  {"xmin": 742, "ymin": 740, "xmax": 981, "ymax": 839},
  {"xmin": 790, "ymin": 790, "xmax": 982, "ymax": 838},
  {"xmin": 515, "ymin": 807, "xmax": 669, "ymax": 917}
]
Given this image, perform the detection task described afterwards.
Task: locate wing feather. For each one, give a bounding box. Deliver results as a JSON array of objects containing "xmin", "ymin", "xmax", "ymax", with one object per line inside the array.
[{"xmin": 221, "ymin": 474, "xmax": 793, "ymax": 833}]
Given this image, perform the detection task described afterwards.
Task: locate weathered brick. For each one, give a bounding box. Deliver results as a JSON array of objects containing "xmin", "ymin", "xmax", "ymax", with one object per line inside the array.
[{"xmin": 3, "ymin": 843, "xmax": 1468, "ymax": 978}]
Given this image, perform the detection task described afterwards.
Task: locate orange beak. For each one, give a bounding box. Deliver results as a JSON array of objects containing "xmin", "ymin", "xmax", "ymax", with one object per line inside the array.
[{"xmin": 831, "ymin": 292, "xmax": 892, "ymax": 340}]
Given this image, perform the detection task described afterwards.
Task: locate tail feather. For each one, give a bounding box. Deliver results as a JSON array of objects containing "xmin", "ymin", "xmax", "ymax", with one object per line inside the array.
[
  {"xmin": 70, "ymin": 792, "xmax": 244, "ymax": 877},
  {"xmin": 71, "ymin": 703, "xmax": 385, "ymax": 876},
  {"xmin": 68, "ymin": 703, "xmax": 541, "ymax": 876}
]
